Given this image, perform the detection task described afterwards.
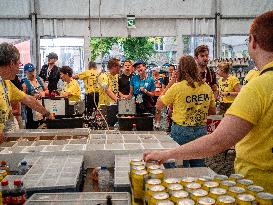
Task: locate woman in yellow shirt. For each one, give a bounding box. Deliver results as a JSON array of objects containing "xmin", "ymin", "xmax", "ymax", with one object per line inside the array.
[
  {"xmin": 155, "ymin": 55, "xmax": 216, "ymax": 167},
  {"xmin": 60, "ymin": 66, "xmax": 81, "ymax": 102},
  {"xmin": 217, "ymin": 62, "xmax": 240, "ymax": 114}
]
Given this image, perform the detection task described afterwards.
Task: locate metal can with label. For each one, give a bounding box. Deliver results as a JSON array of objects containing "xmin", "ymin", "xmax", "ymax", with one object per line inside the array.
[
  {"xmin": 181, "ymin": 177, "xmax": 196, "ymax": 185},
  {"xmin": 147, "ymin": 164, "xmax": 161, "ymax": 172},
  {"xmin": 203, "ymin": 181, "xmax": 219, "ymax": 191},
  {"xmin": 167, "ymin": 183, "xmax": 183, "ymax": 195},
  {"xmin": 237, "ymin": 179, "xmax": 254, "ymax": 189},
  {"xmin": 228, "ymin": 186, "xmax": 246, "ymax": 198},
  {"xmin": 177, "ymin": 198, "xmax": 195, "ymax": 205},
  {"xmin": 237, "ymin": 194, "xmax": 256, "ymax": 205},
  {"xmin": 131, "ymin": 165, "xmax": 146, "ymax": 174},
  {"xmin": 163, "ymin": 178, "xmax": 181, "ymax": 187},
  {"xmin": 0, "ymin": 170, "xmax": 7, "ymax": 178},
  {"xmin": 170, "ymin": 190, "xmax": 189, "ymax": 203},
  {"xmin": 228, "ymin": 174, "xmax": 244, "ymax": 182},
  {"xmin": 132, "ymin": 169, "xmax": 148, "ymax": 199},
  {"xmin": 198, "ymin": 197, "xmax": 216, "ymax": 205},
  {"xmin": 197, "ymin": 176, "xmax": 213, "ymax": 185},
  {"xmin": 130, "ymin": 159, "xmax": 145, "ymax": 169},
  {"xmin": 151, "ymin": 192, "xmax": 170, "ymax": 205},
  {"xmin": 214, "ymin": 175, "xmax": 228, "ymax": 183},
  {"xmin": 209, "ymin": 188, "xmax": 227, "ymax": 200},
  {"xmin": 246, "ymin": 185, "xmax": 264, "ymax": 196},
  {"xmin": 217, "ymin": 195, "xmax": 236, "ymax": 205},
  {"xmin": 256, "ymin": 192, "xmax": 273, "ymax": 205},
  {"xmin": 147, "ymin": 185, "xmax": 166, "ymax": 205},
  {"xmin": 146, "ymin": 179, "xmax": 162, "ymax": 191},
  {"xmin": 185, "ymin": 182, "xmax": 202, "ymax": 193},
  {"xmin": 191, "ymin": 189, "xmax": 208, "ymax": 202},
  {"xmin": 149, "ymin": 169, "xmax": 164, "ymax": 180},
  {"xmin": 157, "ymin": 200, "xmax": 174, "ymax": 205},
  {"xmin": 220, "ymin": 180, "xmax": 236, "ymax": 189}
]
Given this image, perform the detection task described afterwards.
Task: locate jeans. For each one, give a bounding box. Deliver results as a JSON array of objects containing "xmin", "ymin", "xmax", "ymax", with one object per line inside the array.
[{"xmin": 171, "ymin": 123, "xmax": 207, "ymax": 167}]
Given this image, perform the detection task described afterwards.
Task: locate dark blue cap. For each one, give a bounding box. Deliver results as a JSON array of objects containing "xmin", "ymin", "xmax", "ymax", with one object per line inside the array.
[
  {"xmin": 133, "ymin": 60, "xmax": 145, "ymax": 68},
  {"xmin": 24, "ymin": 63, "xmax": 35, "ymax": 72}
]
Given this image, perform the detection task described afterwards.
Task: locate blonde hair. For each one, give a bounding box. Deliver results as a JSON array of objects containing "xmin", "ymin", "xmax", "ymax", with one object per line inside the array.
[{"xmin": 218, "ymin": 62, "xmax": 232, "ymax": 73}]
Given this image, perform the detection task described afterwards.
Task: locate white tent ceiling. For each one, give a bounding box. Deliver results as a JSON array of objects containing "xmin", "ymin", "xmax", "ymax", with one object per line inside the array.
[{"xmin": 0, "ymin": 0, "xmax": 272, "ymax": 65}]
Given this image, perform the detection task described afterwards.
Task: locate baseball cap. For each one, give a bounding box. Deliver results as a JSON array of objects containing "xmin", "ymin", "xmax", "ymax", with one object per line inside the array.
[
  {"xmin": 46, "ymin": 52, "xmax": 58, "ymax": 60},
  {"xmin": 24, "ymin": 63, "xmax": 35, "ymax": 72},
  {"xmin": 133, "ymin": 59, "xmax": 145, "ymax": 68}
]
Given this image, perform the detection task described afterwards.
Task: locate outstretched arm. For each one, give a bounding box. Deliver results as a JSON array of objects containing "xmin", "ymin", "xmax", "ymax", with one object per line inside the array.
[{"xmin": 144, "ymin": 114, "xmax": 253, "ymax": 163}]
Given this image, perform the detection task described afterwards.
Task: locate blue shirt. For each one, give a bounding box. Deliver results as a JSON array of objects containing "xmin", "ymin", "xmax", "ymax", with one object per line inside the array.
[{"xmin": 130, "ymin": 75, "xmax": 156, "ymax": 95}]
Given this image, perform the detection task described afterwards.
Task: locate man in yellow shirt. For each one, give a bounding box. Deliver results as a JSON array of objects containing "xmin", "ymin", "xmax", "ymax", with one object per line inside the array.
[
  {"xmin": 144, "ymin": 11, "xmax": 273, "ymax": 192},
  {"xmin": 74, "ymin": 61, "xmax": 99, "ymax": 114},
  {"xmin": 0, "ymin": 43, "xmax": 54, "ymax": 141},
  {"xmin": 60, "ymin": 66, "xmax": 81, "ymax": 102},
  {"xmin": 243, "ymin": 67, "xmax": 260, "ymax": 85},
  {"xmin": 98, "ymin": 58, "xmax": 121, "ymax": 105}
]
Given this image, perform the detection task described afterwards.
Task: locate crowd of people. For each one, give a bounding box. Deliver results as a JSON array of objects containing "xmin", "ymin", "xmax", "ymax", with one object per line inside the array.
[{"xmin": 0, "ymin": 10, "xmax": 272, "ymax": 192}]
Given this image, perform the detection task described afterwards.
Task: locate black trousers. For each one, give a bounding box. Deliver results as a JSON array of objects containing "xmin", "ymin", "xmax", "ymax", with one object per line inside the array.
[{"xmin": 85, "ymin": 92, "xmax": 99, "ymax": 115}]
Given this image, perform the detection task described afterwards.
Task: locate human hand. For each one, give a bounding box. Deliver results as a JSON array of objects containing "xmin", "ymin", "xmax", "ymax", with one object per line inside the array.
[
  {"xmin": 47, "ymin": 113, "xmax": 55, "ymax": 120},
  {"xmin": 143, "ymin": 150, "xmax": 171, "ymax": 164},
  {"xmin": 140, "ymin": 87, "xmax": 145, "ymax": 92}
]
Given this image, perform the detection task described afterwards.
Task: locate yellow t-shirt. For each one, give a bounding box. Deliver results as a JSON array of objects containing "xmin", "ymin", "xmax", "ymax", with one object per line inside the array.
[
  {"xmin": 62, "ymin": 79, "xmax": 81, "ymax": 102},
  {"xmin": 226, "ymin": 61, "xmax": 273, "ymax": 192},
  {"xmin": 0, "ymin": 80, "xmax": 25, "ymax": 132},
  {"xmin": 243, "ymin": 69, "xmax": 260, "ymax": 85},
  {"xmin": 160, "ymin": 81, "xmax": 215, "ymax": 126},
  {"xmin": 218, "ymin": 75, "xmax": 240, "ymax": 103},
  {"xmin": 77, "ymin": 69, "xmax": 99, "ymax": 93},
  {"xmin": 98, "ymin": 72, "xmax": 119, "ymax": 105}
]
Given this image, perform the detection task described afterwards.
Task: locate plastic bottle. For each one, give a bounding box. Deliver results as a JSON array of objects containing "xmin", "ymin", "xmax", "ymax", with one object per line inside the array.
[
  {"xmin": 113, "ymin": 123, "xmax": 119, "ymax": 131},
  {"xmin": 98, "ymin": 166, "xmax": 110, "ymax": 192},
  {"xmin": 11, "ymin": 180, "xmax": 26, "ymax": 205},
  {"xmin": 132, "ymin": 123, "xmax": 137, "ymax": 131},
  {"xmin": 0, "ymin": 161, "xmax": 10, "ymax": 175},
  {"xmin": 1, "ymin": 179, "xmax": 11, "ymax": 205},
  {"xmin": 18, "ymin": 161, "xmax": 30, "ymax": 175}
]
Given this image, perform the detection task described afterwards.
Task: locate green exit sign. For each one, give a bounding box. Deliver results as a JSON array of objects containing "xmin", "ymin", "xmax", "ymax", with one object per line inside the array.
[{"xmin": 127, "ymin": 15, "xmax": 136, "ymax": 28}]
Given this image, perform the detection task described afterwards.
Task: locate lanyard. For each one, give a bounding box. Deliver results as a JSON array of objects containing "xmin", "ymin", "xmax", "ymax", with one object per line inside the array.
[{"xmin": 0, "ymin": 77, "xmax": 11, "ymax": 107}]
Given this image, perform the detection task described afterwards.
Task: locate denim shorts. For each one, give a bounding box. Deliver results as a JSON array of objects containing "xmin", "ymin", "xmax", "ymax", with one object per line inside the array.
[
  {"xmin": 170, "ymin": 123, "xmax": 207, "ymax": 167},
  {"xmin": 170, "ymin": 123, "xmax": 207, "ymax": 145}
]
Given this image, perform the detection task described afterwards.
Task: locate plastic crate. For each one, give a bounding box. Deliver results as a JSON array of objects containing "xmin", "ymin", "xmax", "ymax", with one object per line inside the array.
[
  {"xmin": 25, "ymin": 192, "xmax": 131, "ymax": 205},
  {"xmin": 117, "ymin": 114, "xmax": 154, "ymax": 131}
]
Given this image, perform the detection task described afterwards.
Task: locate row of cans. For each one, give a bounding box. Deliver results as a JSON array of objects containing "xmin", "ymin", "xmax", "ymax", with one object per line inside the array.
[{"xmin": 129, "ymin": 159, "xmax": 273, "ymax": 205}]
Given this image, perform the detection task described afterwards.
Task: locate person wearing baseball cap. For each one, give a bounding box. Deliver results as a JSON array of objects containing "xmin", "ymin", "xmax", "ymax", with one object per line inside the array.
[
  {"xmin": 22, "ymin": 63, "xmax": 48, "ymax": 129},
  {"xmin": 39, "ymin": 52, "xmax": 60, "ymax": 94}
]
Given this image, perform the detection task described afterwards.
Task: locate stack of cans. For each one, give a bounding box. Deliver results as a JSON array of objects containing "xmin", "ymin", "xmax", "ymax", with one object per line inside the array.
[{"xmin": 129, "ymin": 161, "xmax": 273, "ymax": 205}]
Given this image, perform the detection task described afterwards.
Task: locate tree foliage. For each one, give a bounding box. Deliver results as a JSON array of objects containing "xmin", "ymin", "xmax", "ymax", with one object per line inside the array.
[
  {"xmin": 90, "ymin": 37, "xmax": 157, "ymax": 62},
  {"xmin": 90, "ymin": 37, "xmax": 118, "ymax": 61}
]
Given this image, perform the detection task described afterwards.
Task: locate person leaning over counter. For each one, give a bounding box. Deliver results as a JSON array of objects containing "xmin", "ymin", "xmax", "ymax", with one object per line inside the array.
[
  {"xmin": 0, "ymin": 42, "xmax": 54, "ymax": 141},
  {"xmin": 144, "ymin": 11, "xmax": 273, "ymax": 192},
  {"xmin": 59, "ymin": 66, "xmax": 81, "ymax": 102}
]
